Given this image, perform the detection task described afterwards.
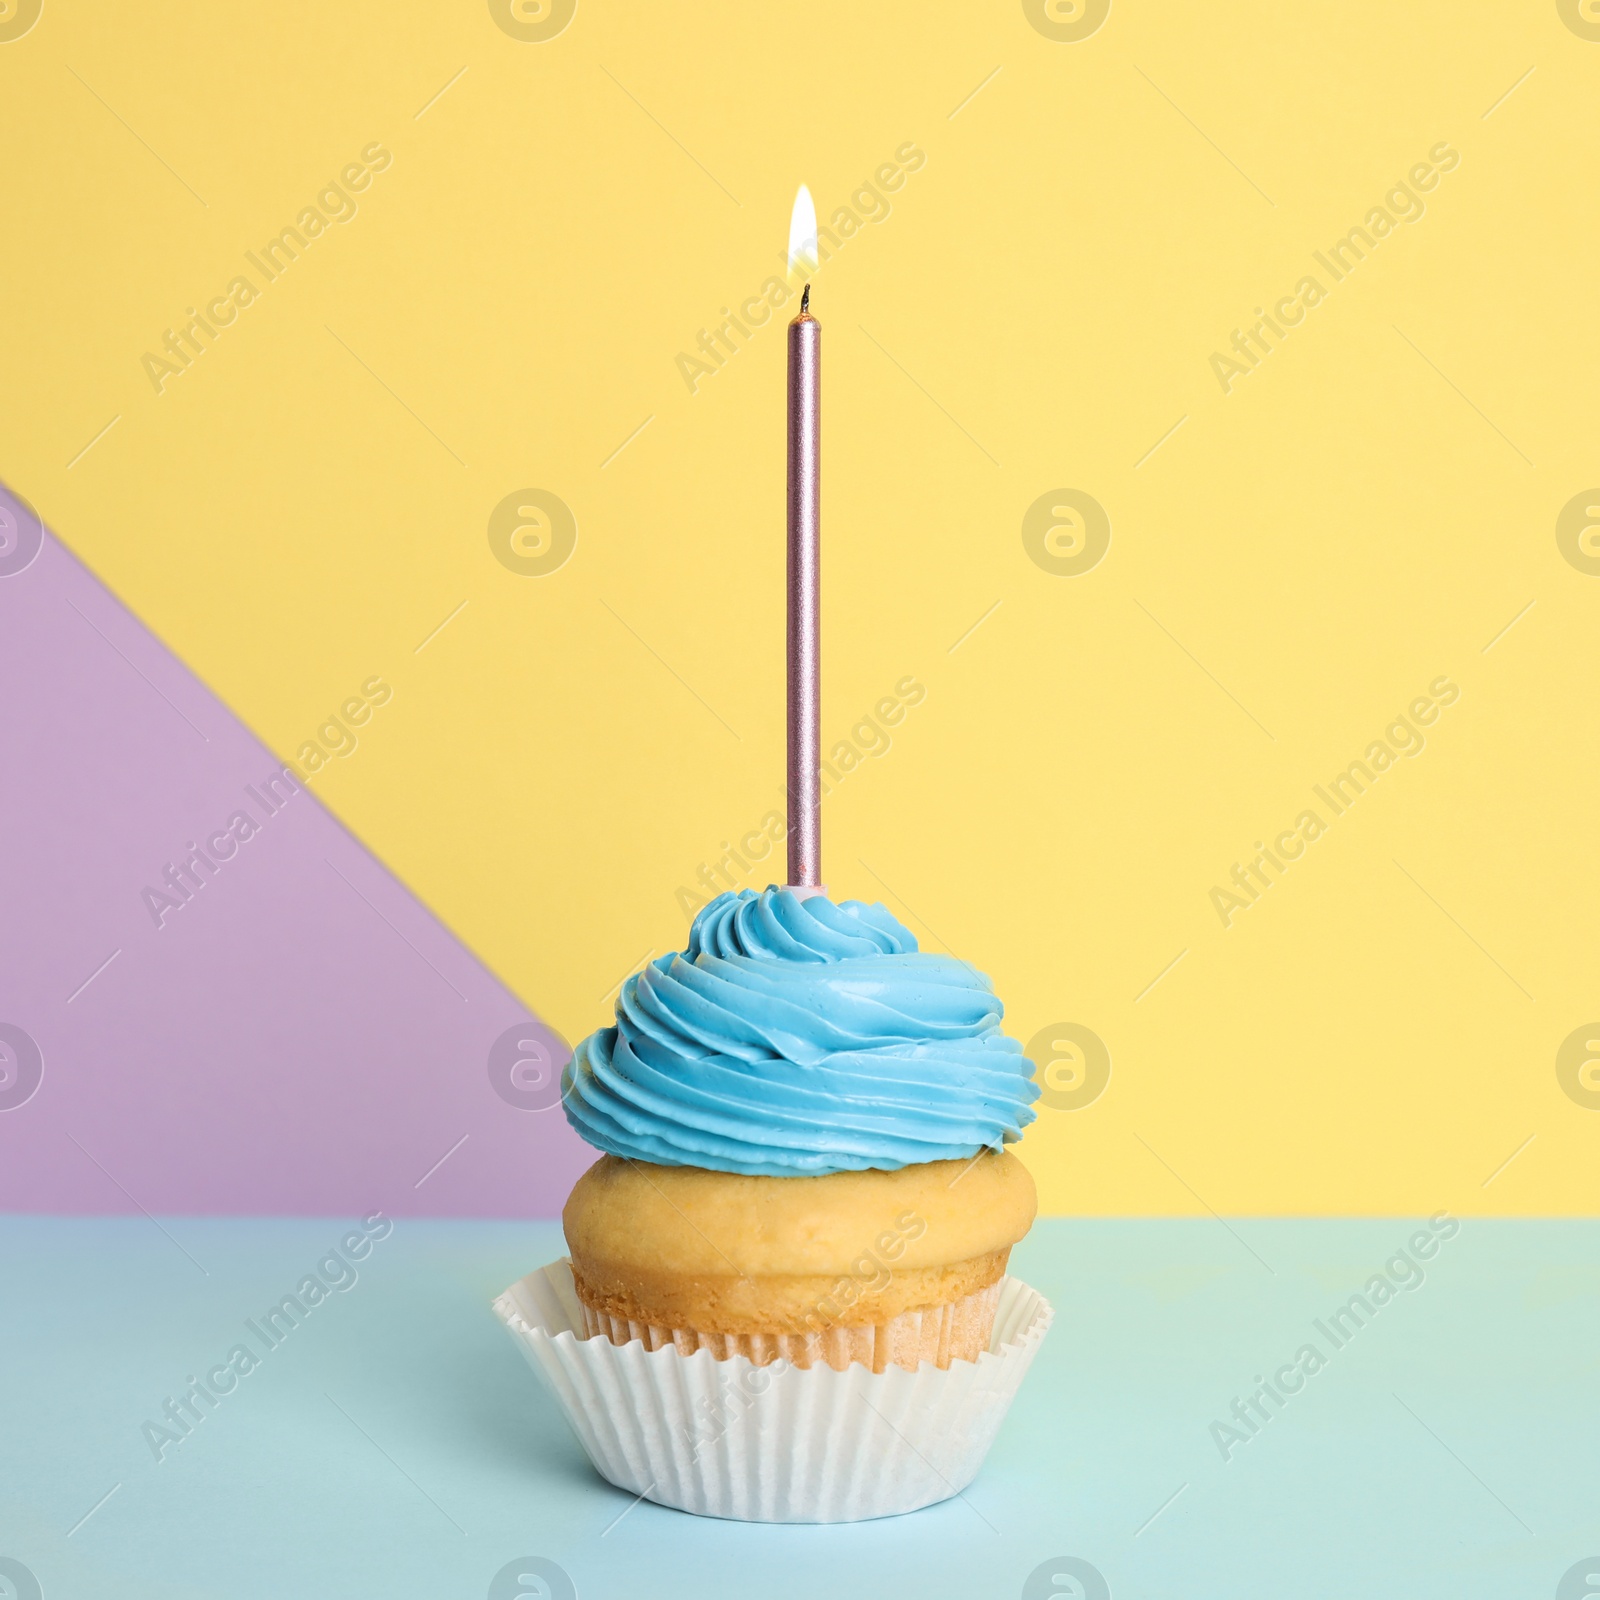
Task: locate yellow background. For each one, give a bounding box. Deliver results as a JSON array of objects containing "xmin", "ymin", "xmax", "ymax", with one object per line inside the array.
[{"xmin": 5, "ymin": 0, "xmax": 1597, "ymax": 1215}]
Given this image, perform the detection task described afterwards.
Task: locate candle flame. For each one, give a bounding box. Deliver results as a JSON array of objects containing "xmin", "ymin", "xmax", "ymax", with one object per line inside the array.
[{"xmin": 788, "ymin": 184, "xmax": 818, "ymax": 276}]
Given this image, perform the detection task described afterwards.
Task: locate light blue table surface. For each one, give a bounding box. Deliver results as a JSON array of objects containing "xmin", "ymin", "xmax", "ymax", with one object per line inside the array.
[{"xmin": 2, "ymin": 1216, "xmax": 1596, "ymax": 1599}]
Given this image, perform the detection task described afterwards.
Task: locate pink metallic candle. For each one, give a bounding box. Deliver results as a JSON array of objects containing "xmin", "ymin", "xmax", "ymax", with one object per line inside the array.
[{"xmin": 786, "ymin": 228, "xmax": 821, "ymax": 888}]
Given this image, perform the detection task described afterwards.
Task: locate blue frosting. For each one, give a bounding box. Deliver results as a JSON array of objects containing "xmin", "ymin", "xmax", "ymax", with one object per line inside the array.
[{"xmin": 561, "ymin": 886, "xmax": 1039, "ymax": 1175}]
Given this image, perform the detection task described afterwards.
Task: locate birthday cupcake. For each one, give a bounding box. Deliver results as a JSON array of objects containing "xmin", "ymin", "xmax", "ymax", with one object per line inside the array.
[{"xmin": 559, "ymin": 885, "xmax": 1039, "ymax": 1372}]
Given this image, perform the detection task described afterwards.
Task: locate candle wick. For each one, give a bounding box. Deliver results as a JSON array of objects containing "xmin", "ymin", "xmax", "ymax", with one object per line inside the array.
[{"xmin": 800, "ymin": 283, "xmax": 810, "ymax": 314}]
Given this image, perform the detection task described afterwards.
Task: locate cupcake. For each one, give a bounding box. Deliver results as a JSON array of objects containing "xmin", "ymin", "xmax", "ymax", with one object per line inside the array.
[{"xmin": 559, "ymin": 885, "xmax": 1039, "ymax": 1373}]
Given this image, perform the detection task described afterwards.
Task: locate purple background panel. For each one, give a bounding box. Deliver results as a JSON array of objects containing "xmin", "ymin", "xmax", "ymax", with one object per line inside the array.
[{"xmin": 0, "ymin": 482, "xmax": 592, "ymax": 1217}]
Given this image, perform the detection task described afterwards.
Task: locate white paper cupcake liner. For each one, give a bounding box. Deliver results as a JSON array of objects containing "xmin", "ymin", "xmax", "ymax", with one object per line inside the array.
[{"xmin": 492, "ymin": 1258, "xmax": 1053, "ymax": 1523}]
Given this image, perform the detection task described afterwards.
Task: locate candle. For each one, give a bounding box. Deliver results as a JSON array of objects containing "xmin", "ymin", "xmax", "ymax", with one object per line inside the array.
[{"xmin": 786, "ymin": 187, "xmax": 821, "ymax": 890}]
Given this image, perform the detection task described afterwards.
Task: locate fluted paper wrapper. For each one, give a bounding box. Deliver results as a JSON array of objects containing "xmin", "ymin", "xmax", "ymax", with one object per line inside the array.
[{"xmin": 492, "ymin": 1258, "xmax": 1053, "ymax": 1523}]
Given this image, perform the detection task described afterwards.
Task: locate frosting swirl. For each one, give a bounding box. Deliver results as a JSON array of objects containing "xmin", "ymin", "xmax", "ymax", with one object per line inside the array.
[{"xmin": 561, "ymin": 886, "xmax": 1038, "ymax": 1175}]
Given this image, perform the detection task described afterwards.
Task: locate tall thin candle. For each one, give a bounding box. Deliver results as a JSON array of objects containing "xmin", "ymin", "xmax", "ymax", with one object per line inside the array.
[{"xmin": 786, "ymin": 276, "xmax": 821, "ymax": 889}]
